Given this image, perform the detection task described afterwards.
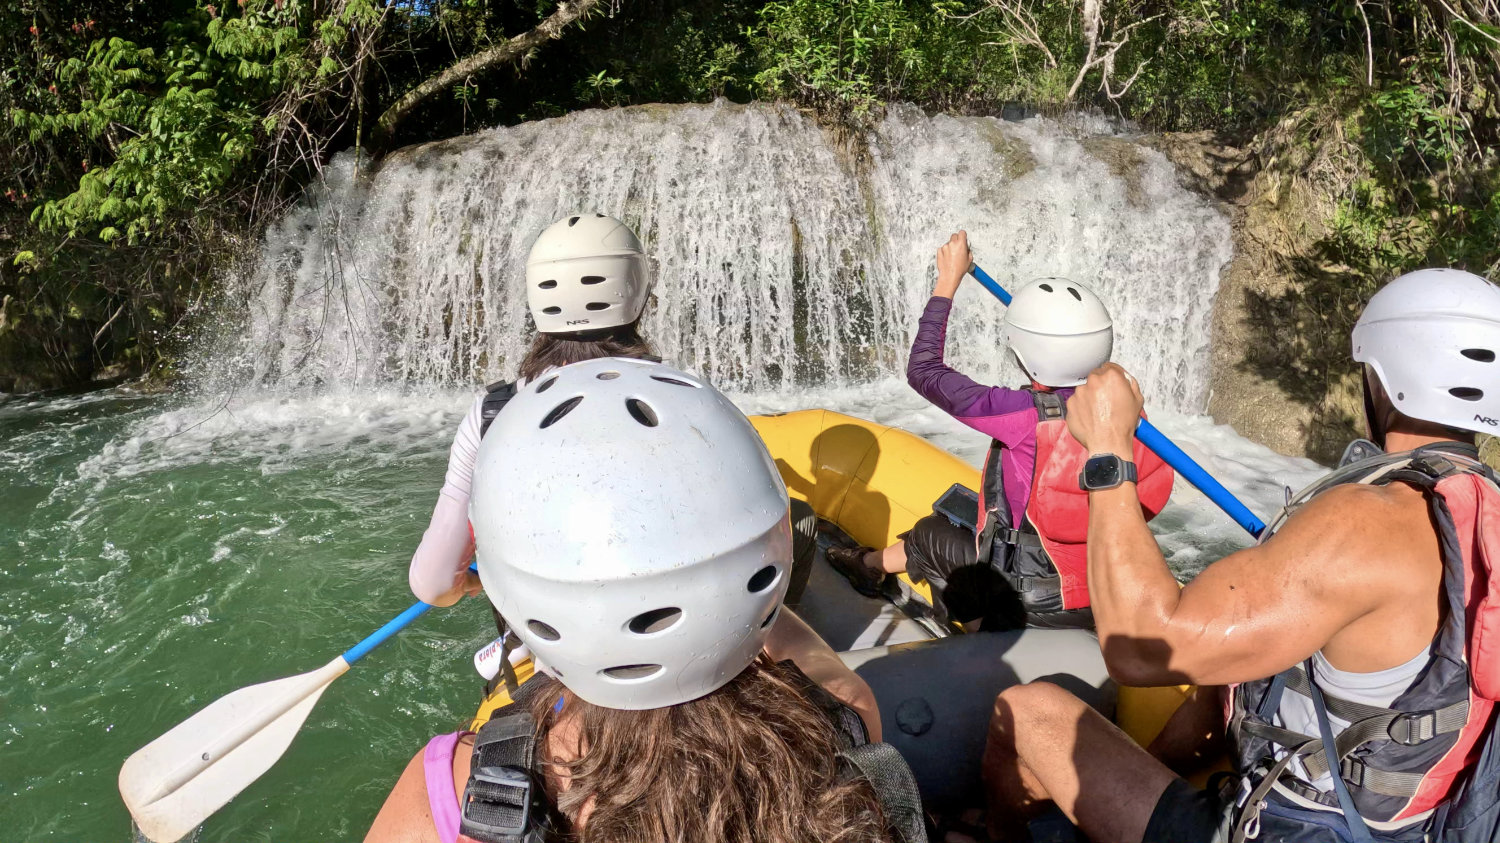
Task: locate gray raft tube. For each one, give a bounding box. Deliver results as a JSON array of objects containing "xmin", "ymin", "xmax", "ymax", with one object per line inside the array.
[{"xmin": 839, "ymin": 629, "xmax": 1117, "ymax": 809}]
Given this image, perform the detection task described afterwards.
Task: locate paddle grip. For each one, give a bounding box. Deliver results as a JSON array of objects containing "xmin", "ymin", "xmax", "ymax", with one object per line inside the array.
[
  {"xmin": 968, "ymin": 263, "xmax": 1266, "ymax": 539},
  {"xmin": 341, "ymin": 564, "xmax": 480, "ymax": 665}
]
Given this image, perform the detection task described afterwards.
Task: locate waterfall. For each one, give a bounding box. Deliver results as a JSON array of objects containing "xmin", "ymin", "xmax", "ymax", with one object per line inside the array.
[{"xmin": 202, "ymin": 101, "xmax": 1232, "ymax": 412}]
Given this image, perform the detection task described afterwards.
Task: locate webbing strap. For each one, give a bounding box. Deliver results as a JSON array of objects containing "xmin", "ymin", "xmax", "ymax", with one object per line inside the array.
[
  {"xmin": 1240, "ymin": 709, "xmax": 1456, "ymax": 798},
  {"xmin": 1280, "ymin": 667, "xmax": 1470, "ymax": 745},
  {"xmin": 478, "ymin": 380, "xmax": 518, "ymax": 439},
  {"xmin": 995, "ymin": 527, "xmax": 1045, "ymax": 548},
  {"xmin": 1032, "ymin": 391, "xmax": 1065, "ymax": 421},
  {"xmin": 838, "ymin": 743, "xmax": 929, "ymax": 843},
  {"xmin": 460, "ymin": 707, "xmax": 548, "ymax": 843},
  {"xmin": 1308, "ymin": 665, "xmax": 1374, "ymax": 842}
]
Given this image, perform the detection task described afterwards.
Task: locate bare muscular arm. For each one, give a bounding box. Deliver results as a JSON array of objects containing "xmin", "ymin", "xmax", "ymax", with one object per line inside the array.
[{"xmin": 1067, "ymin": 364, "xmax": 1441, "ymax": 687}]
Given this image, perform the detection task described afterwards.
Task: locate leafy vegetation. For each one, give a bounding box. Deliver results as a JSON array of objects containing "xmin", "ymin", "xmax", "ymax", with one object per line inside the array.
[{"xmin": 2, "ymin": 0, "xmax": 1496, "ymax": 391}]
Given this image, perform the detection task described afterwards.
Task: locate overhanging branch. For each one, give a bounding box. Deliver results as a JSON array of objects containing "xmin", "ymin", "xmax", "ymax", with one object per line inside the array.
[{"xmin": 373, "ymin": 0, "xmax": 605, "ymax": 146}]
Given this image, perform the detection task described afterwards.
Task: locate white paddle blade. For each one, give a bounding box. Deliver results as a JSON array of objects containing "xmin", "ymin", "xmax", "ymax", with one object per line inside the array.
[{"xmin": 119, "ymin": 658, "xmax": 349, "ymax": 843}]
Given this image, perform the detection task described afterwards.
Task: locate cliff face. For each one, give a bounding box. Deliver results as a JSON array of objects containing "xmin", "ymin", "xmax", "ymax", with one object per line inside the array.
[{"xmin": 1151, "ymin": 126, "xmax": 1367, "ymax": 464}]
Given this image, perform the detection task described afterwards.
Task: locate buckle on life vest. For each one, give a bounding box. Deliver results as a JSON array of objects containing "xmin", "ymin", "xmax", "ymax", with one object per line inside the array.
[
  {"xmin": 465, "ymin": 765, "xmax": 534, "ymax": 838},
  {"xmin": 1387, "ymin": 710, "xmax": 1439, "ymax": 746}
]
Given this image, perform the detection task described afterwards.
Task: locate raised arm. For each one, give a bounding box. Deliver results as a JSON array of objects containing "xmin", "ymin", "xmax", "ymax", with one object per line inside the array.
[
  {"xmin": 1064, "ymin": 364, "xmax": 1436, "ymax": 687},
  {"xmin": 907, "ymin": 232, "xmax": 1039, "ymax": 425}
]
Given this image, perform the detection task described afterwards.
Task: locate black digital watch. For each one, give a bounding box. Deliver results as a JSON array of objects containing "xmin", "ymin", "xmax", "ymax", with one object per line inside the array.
[{"xmin": 1078, "ymin": 454, "xmax": 1138, "ymax": 491}]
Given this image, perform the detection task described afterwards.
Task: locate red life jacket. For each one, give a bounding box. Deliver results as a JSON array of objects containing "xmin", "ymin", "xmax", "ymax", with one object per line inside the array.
[
  {"xmin": 974, "ymin": 391, "xmax": 1173, "ymax": 626},
  {"xmin": 1227, "ymin": 444, "xmax": 1500, "ymax": 842}
]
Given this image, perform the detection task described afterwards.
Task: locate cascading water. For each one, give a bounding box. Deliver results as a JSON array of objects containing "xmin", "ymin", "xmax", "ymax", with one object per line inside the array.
[
  {"xmin": 207, "ymin": 101, "xmax": 1228, "ymax": 412},
  {"xmin": 1, "ymin": 102, "xmax": 1328, "ymax": 842}
]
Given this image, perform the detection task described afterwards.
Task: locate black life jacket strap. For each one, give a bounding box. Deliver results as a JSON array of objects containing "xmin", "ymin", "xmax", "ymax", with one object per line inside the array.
[
  {"xmin": 836, "ymin": 743, "xmax": 930, "ymax": 843},
  {"xmin": 478, "ymin": 380, "xmax": 519, "ymax": 439},
  {"xmin": 460, "ymin": 681, "xmax": 552, "ymax": 843},
  {"xmin": 1032, "ymin": 390, "xmax": 1065, "ymax": 421},
  {"xmin": 975, "ymin": 390, "xmax": 1062, "ymax": 564},
  {"xmin": 1237, "ymin": 665, "xmax": 1470, "ymax": 803}
]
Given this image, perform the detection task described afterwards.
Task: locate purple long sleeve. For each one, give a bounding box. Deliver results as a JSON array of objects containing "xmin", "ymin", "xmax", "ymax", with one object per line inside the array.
[{"xmin": 906, "ymin": 297, "xmax": 1035, "ymax": 422}]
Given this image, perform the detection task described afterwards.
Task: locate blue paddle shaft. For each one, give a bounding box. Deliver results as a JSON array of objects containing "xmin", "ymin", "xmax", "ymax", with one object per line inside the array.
[
  {"xmin": 340, "ymin": 564, "xmax": 479, "ymax": 665},
  {"xmin": 969, "ymin": 264, "xmax": 1012, "ymax": 305},
  {"xmin": 342, "ymin": 601, "xmax": 435, "ymax": 664},
  {"xmin": 969, "ymin": 264, "xmax": 1266, "ymax": 538},
  {"xmin": 1133, "ymin": 418, "xmax": 1267, "ymax": 537}
]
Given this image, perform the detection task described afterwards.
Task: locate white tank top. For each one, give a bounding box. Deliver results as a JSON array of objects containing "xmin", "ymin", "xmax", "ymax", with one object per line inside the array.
[{"xmin": 1274, "ymin": 646, "xmax": 1430, "ymax": 791}]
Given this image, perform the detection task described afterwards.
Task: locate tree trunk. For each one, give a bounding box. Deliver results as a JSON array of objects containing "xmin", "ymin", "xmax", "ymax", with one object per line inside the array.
[{"xmin": 373, "ymin": 0, "xmax": 605, "ymax": 146}]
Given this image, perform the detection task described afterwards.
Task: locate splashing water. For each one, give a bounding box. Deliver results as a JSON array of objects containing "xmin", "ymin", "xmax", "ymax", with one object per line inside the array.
[
  {"xmin": 203, "ymin": 102, "xmax": 1228, "ymax": 412},
  {"xmin": 1, "ymin": 103, "xmax": 1328, "ymax": 841}
]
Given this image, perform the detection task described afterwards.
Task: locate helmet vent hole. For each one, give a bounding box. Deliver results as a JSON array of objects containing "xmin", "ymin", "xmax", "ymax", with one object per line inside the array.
[
  {"xmin": 627, "ymin": 607, "xmax": 682, "ymax": 635},
  {"xmin": 568, "ymin": 216, "xmax": 580, "ymax": 226},
  {"xmin": 585, "ymin": 302, "xmax": 611, "ymax": 311},
  {"xmin": 1038, "ymin": 283, "xmax": 1054, "ymax": 293},
  {"xmin": 527, "ymin": 620, "xmax": 561, "ymax": 641},
  {"xmin": 1449, "ymin": 387, "xmax": 1484, "ymax": 402},
  {"xmin": 1462, "ymin": 349, "xmax": 1496, "ymax": 363},
  {"xmin": 538, "ymin": 280, "xmax": 557, "ymax": 289},
  {"xmin": 601, "ymin": 664, "xmax": 663, "ymax": 681},
  {"xmin": 581, "ymin": 276, "xmax": 606, "ymax": 285},
  {"xmin": 747, "ymin": 565, "xmax": 779, "ymax": 593},
  {"xmin": 651, "ymin": 375, "xmax": 701, "ymax": 389},
  {"xmin": 761, "ymin": 606, "xmax": 780, "ymax": 628},
  {"xmin": 1067, "ymin": 287, "xmax": 1082, "ymax": 301},
  {"xmin": 536, "ymin": 376, "xmax": 558, "ymax": 393},
  {"xmin": 542, "ymin": 306, "xmax": 562, "ymax": 315},
  {"xmin": 596, "ymin": 371, "xmax": 620, "ymax": 380},
  {"xmin": 626, "ymin": 398, "xmax": 659, "ymax": 427},
  {"xmin": 540, "ymin": 396, "xmax": 584, "ymax": 428}
]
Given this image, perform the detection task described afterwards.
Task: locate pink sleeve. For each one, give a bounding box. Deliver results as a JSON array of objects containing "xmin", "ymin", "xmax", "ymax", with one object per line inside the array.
[{"xmin": 408, "ymin": 394, "xmax": 484, "ymax": 605}]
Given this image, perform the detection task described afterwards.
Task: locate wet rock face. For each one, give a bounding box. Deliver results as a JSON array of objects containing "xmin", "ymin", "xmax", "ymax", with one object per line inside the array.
[{"xmin": 1151, "ymin": 129, "xmax": 1365, "ymax": 463}]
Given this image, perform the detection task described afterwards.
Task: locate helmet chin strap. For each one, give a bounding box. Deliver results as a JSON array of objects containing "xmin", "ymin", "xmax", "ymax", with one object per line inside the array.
[{"xmin": 1362, "ymin": 376, "xmax": 1387, "ymax": 450}]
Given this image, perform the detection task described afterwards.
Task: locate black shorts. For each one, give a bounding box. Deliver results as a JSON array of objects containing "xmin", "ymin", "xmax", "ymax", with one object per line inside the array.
[
  {"xmin": 1142, "ymin": 777, "xmax": 1229, "ymax": 843},
  {"xmin": 901, "ymin": 513, "xmax": 1025, "ymax": 628}
]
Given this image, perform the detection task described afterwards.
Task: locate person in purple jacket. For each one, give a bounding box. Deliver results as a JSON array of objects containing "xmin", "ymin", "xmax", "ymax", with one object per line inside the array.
[{"xmin": 828, "ymin": 231, "xmax": 1169, "ymax": 630}]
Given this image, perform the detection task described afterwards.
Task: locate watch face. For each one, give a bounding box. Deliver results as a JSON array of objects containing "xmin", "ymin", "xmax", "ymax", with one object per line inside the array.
[{"xmin": 1083, "ymin": 456, "xmax": 1121, "ymax": 489}]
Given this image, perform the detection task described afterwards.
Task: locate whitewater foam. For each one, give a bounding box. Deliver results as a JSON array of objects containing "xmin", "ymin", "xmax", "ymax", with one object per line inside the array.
[{"xmin": 201, "ymin": 102, "xmax": 1230, "ymax": 413}]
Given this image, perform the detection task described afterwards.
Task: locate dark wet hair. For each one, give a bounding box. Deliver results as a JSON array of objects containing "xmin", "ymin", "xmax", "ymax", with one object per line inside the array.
[
  {"xmin": 526, "ymin": 656, "xmax": 891, "ymax": 843},
  {"xmin": 518, "ymin": 323, "xmax": 655, "ymax": 383}
]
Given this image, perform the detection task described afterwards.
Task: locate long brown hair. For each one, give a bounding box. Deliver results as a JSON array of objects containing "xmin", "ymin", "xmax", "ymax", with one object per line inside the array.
[
  {"xmin": 518, "ymin": 324, "xmax": 655, "ymax": 383},
  {"xmin": 525, "ymin": 656, "xmax": 892, "ymax": 843}
]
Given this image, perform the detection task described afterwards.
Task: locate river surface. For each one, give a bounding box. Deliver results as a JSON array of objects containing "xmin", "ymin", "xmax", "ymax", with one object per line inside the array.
[
  {"xmin": 4, "ymin": 102, "xmax": 1335, "ymax": 840},
  {"xmin": 0, "ymin": 380, "xmax": 1324, "ymax": 841}
]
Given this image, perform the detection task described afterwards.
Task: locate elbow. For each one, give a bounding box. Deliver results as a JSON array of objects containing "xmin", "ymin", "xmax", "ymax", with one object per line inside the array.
[
  {"xmin": 409, "ymin": 566, "xmax": 452, "ymax": 607},
  {"xmin": 905, "ymin": 363, "xmax": 934, "ymax": 397},
  {"xmin": 1099, "ymin": 631, "xmax": 1194, "ymax": 688},
  {"xmin": 1103, "ymin": 652, "xmax": 1159, "ymax": 688}
]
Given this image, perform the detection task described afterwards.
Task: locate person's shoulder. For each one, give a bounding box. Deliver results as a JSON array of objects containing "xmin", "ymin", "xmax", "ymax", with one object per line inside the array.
[
  {"xmin": 1273, "ymin": 481, "xmax": 1436, "ymax": 566},
  {"xmin": 1299, "ymin": 480, "xmax": 1427, "ymax": 520}
]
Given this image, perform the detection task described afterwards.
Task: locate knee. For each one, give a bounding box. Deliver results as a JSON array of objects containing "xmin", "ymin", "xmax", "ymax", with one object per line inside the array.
[{"xmin": 992, "ymin": 680, "xmax": 1078, "ymax": 728}]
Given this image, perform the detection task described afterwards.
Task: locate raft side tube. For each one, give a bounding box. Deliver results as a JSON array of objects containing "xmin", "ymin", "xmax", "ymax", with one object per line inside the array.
[{"xmin": 839, "ymin": 630, "xmax": 1115, "ymax": 809}]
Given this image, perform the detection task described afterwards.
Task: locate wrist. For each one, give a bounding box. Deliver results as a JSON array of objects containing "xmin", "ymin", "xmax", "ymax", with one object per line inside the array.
[
  {"xmin": 1090, "ymin": 438, "xmax": 1135, "ymax": 460},
  {"xmin": 933, "ymin": 279, "xmax": 960, "ymax": 298}
]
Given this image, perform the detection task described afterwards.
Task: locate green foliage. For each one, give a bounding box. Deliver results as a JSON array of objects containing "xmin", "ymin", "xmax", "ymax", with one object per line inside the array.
[{"xmin": 2, "ymin": 0, "xmax": 1497, "ymax": 391}]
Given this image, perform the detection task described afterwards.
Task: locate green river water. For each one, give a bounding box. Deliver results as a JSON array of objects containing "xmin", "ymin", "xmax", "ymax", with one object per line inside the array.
[
  {"xmin": 1, "ymin": 389, "xmax": 493, "ymax": 841},
  {"xmin": 0, "ymin": 380, "xmax": 1322, "ymax": 841}
]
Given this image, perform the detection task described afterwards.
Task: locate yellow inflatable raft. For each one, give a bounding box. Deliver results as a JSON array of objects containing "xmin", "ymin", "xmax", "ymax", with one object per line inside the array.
[{"xmin": 472, "ymin": 408, "xmax": 1195, "ymax": 800}]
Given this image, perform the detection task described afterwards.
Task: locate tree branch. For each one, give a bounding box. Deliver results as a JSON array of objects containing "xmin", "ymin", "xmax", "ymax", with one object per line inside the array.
[{"xmin": 373, "ymin": 0, "xmax": 605, "ymax": 146}]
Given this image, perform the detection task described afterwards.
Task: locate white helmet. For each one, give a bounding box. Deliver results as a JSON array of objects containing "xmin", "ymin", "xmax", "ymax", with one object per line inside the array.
[
  {"xmin": 469, "ymin": 357, "xmax": 792, "ymax": 710},
  {"xmin": 1002, "ymin": 278, "xmax": 1114, "ymax": 387},
  {"xmin": 1353, "ymin": 268, "xmax": 1500, "ymax": 435},
  {"xmin": 525, "ymin": 214, "xmax": 652, "ymax": 334}
]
